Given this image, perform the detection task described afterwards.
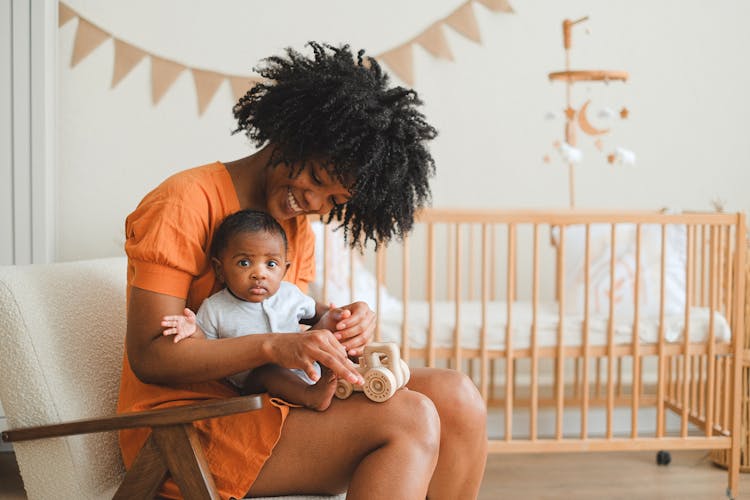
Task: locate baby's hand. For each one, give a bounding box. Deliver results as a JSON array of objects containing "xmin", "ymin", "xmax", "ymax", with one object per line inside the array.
[
  {"xmin": 161, "ymin": 308, "xmax": 197, "ymax": 343},
  {"xmin": 318, "ymin": 303, "xmax": 351, "ymax": 332}
]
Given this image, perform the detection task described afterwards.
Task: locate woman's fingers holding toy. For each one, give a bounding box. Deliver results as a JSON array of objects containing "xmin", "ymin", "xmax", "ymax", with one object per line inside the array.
[{"xmin": 269, "ymin": 330, "xmax": 363, "ymax": 385}]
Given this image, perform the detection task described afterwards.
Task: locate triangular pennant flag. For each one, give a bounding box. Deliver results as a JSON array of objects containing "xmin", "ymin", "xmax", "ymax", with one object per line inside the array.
[
  {"xmin": 71, "ymin": 18, "xmax": 110, "ymax": 67},
  {"xmin": 150, "ymin": 56, "xmax": 185, "ymax": 105},
  {"xmin": 475, "ymin": 0, "xmax": 514, "ymax": 13},
  {"xmin": 378, "ymin": 44, "xmax": 415, "ymax": 86},
  {"xmin": 58, "ymin": 3, "xmax": 76, "ymax": 27},
  {"xmin": 444, "ymin": 2, "xmax": 481, "ymax": 43},
  {"xmin": 229, "ymin": 76, "xmax": 261, "ymax": 103},
  {"xmin": 192, "ymin": 68, "xmax": 225, "ymax": 115},
  {"xmin": 111, "ymin": 39, "xmax": 147, "ymax": 88},
  {"xmin": 415, "ymin": 23, "xmax": 454, "ymax": 61}
]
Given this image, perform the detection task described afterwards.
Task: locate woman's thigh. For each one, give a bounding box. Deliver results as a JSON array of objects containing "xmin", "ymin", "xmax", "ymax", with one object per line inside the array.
[{"xmin": 247, "ymin": 387, "xmax": 440, "ymax": 497}]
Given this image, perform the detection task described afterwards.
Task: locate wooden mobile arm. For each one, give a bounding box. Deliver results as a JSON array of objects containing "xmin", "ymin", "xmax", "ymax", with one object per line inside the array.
[
  {"xmin": 2, "ymin": 394, "xmax": 263, "ymax": 500},
  {"xmin": 562, "ymin": 16, "xmax": 589, "ymax": 49}
]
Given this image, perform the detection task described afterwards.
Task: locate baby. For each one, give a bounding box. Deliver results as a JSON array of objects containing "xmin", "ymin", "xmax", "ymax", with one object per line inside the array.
[{"xmin": 161, "ymin": 209, "xmax": 350, "ymax": 411}]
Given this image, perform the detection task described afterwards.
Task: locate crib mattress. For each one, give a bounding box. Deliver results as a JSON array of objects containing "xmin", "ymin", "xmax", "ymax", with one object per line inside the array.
[{"xmin": 376, "ymin": 301, "xmax": 731, "ymax": 350}]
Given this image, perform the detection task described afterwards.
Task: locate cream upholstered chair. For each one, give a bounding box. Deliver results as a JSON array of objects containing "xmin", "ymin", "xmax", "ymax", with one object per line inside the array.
[{"xmin": 0, "ymin": 258, "xmax": 344, "ymax": 500}]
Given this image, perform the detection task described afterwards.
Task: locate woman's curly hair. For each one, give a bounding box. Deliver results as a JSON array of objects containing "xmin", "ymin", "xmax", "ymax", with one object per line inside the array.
[{"xmin": 233, "ymin": 42, "xmax": 437, "ymax": 249}]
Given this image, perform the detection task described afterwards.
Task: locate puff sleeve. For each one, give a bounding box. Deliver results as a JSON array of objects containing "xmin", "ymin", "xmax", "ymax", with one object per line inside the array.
[{"xmin": 125, "ymin": 199, "xmax": 210, "ymax": 299}]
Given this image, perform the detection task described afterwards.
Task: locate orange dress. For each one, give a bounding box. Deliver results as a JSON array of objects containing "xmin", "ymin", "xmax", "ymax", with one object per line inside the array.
[{"xmin": 117, "ymin": 162, "xmax": 315, "ymax": 499}]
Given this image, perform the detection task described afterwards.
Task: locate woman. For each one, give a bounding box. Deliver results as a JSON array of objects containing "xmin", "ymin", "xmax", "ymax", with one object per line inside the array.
[{"xmin": 118, "ymin": 42, "xmax": 487, "ymax": 499}]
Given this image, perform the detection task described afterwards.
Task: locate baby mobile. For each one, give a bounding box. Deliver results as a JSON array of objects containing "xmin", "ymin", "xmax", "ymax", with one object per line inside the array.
[{"xmin": 544, "ymin": 16, "xmax": 634, "ymax": 207}]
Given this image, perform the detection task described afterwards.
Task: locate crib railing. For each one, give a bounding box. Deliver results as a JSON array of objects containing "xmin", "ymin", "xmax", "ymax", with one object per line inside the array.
[{"xmin": 315, "ymin": 209, "xmax": 747, "ymax": 497}]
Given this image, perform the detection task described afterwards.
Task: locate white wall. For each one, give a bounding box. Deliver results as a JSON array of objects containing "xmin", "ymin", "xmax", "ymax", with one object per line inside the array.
[{"xmin": 56, "ymin": 0, "xmax": 750, "ymax": 261}]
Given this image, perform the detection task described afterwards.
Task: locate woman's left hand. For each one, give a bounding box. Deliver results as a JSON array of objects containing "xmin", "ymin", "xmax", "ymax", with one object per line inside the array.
[{"xmin": 328, "ymin": 301, "xmax": 375, "ymax": 357}]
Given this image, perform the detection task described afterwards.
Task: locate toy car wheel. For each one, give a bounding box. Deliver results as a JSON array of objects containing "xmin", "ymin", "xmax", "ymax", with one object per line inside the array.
[
  {"xmin": 400, "ymin": 359, "xmax": 411, "ymax": 386},
  {"xmin": 364, "ymin": 367, "xmax": 397, "ymax": 402},
  {"xmin": 335, "ymin": 379, "xmax": 353, "ymax": 399}
]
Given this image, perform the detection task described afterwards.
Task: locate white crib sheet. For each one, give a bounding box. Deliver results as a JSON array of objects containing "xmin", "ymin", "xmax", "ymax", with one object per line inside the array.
[{"xmin": 376, "ymin": 300, "xmax": 731, "ymax": 350}]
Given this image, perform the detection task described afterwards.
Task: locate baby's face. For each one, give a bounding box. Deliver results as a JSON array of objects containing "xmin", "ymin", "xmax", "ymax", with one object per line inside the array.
[{"xmin": 216, "ymin": 230, "xmax": 288, "ymax": 303}]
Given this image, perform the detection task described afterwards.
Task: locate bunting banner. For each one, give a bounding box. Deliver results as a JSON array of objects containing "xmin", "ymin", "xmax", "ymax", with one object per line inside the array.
[{"xmin": 59, "ymin": 0, "xmax": 513, "ymax": 115}]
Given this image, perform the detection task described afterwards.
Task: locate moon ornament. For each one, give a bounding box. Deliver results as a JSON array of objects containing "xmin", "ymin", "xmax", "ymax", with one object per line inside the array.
[{"xmin": 577, "ymin": 99, "xmax": 609, "ymax": 136}]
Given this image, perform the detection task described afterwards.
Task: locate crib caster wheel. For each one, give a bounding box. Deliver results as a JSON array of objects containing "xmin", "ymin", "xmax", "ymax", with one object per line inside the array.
[{"xmin": 656, "ymin": 450, "xmax": 671, "ymax": 466}]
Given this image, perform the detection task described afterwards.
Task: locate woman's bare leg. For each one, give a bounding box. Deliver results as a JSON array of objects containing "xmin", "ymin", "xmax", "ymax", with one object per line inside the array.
[
  {"xmin": 407, "ymin": 368, "xmax": 487, "ymax": 499},
  {"xmin": 248, "ymin": 389, "xmax": 440, "ymax": 499}
]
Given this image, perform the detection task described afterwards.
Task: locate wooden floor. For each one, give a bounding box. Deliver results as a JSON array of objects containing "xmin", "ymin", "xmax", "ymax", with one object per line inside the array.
[
  {"xmin": 2, "ymin": 449, "xmax": 747, "ymax": 499},
  {"xmin": 479, "ymin": 450, "xmax": 747, "ymax": 500}
]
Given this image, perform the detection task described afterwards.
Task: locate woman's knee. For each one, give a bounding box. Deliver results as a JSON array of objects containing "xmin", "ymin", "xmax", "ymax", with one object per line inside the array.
[
  {"xmin": 428, "ymin": 370, "xmax": 487, "ymax": 427},
  {"xmin": 384, "ymin": 390, "xmax": 441, "ymax": 456}
]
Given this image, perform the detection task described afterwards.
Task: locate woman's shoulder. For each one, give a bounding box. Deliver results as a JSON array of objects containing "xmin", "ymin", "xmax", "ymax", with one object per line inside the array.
[
  {"xmin": 128, "ymin": 162, "xmax": 237, "ymax": 221},
  {"xmin": 153, "ymin": 162, "xmax": 231, "ymax": 202}
]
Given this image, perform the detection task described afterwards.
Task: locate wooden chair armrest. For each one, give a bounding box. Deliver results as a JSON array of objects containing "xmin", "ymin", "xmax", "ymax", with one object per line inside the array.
[{"xmin": 2, "ymin": 394, "xmax": 263, "ymax": 443}]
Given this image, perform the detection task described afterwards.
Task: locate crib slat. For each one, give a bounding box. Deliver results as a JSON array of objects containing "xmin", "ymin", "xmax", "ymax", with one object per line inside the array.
[
  {"xmin": 375, "ymin": 247, "xmax": 384, "ymax": 342},
  {"xmin": 349, "ymin": 238, "xmax": 355, "ymax": 306},
  {"xmin": 682, "ymin": 225, "xmax": 694, "ymax": 437},
  {"xmin": 556, "ymin": 226, "xmax": 566, "ymax": 440},
  {"xmin": 631, "ymin": 223, "xmax": 642, "ymax": 438},
  {"xmin": 724, "ymin": 226, "xmax": 733, "ymax": 326},
  {"xmin": 427, "ymin": 223, "xmax": 435, "ymax": 367},
  {"xmin": 581, "ymin": 224, "xmax": 592, "ymax": 440},
  {"xmin": 401, "ymin": 236, "xmax": 410, "ymax": 362},
  {"xmin": 606, "ymin": 224, "xmax": 616, "ymax": 439},
  {"xmin": 505, "ymin": 224, "xmax": 516, "ymax": 441},
  {"xmin": 469, "ymin": 225, "xmax": 476, "ymax": 301},
  {"xmin": 480, "ymin": 224, "xmax": 490, "ymax": 403},
  {"xmin": 700, "ymin": 225, "xmax": 707, "ymax": 307},
  {"xmin": 698, "ymin": 355, "xmax": 705, "ymax": 421},
  {"xmin": 491, "ymin": 225, "xmax": 497, "ymax": 301},
  {"xmin": 720, "ymin": 226, "xmax": 727, "ymax": 318},
  {"xmin": 657, "ymin": 224, "xmax": 668, "ymax": 438},
  {"xmin": 723, "ymin": 358, "xmax": 731, "ymax": 431},
  {"xmin": 690, "ymin": 355, "xmax": 701, "ymax": 416},
  {"xmin": 453, "ymin": 223, "xmax": 462, "ymax": 370},
  {"xmin": 530, "ymin": 224, "xmax": 540, "ymax": 440},
  {"xmin": 447, "ymin": 225, "xmax": 454, "ymax": 302},
  {"xmin": 705, "ymin": 226, "xmax": 717, "ymax": 435}
]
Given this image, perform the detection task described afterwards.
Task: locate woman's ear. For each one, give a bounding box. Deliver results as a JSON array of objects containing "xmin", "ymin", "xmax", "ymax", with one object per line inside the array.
[{"xmin": 212, "ymin": 257, "xmax": 225, "ymax": 283}]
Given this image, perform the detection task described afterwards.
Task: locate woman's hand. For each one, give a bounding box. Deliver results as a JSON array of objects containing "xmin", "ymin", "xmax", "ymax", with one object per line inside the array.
[
  {"xmin": 265, "ymin": 328, "xmax": 364, "ymax": 385},
  {"xmin": 326, "ymin": 301, "xmax": 375, "ymax": 357}
]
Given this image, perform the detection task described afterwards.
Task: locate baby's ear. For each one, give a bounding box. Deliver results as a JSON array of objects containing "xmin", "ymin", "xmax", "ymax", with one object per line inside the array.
[
  {"xmin": 211, "ymin": 257, "xmax": 225, "ymax": 283},
  {"xmin": 283, "ymin": 261, "xmax": 291, "ymax": 277}
]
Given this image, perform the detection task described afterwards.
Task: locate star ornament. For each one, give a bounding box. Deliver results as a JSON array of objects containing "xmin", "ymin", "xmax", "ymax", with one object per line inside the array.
[
  {"xmin": 619, "ymin": 107, "xmax": 629, "ymax": 119},
  {"xmin": 565, "ymin": 107, "xmax": 576, "ymax": 120}
]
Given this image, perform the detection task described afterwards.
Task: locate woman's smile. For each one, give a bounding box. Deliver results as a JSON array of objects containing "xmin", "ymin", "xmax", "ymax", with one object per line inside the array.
[{"xmin": 287, "ymin": 188, "xmax": 303, "ymax": 213}]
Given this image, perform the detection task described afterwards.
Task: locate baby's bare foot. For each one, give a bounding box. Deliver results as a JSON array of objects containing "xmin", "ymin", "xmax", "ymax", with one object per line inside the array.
[{"xmin": 304, "ymin": 368, "xmax": 338, "ymax": 411}]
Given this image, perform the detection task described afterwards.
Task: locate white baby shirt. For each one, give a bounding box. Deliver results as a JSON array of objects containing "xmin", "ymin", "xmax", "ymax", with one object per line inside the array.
[{"xmin": 196, "ymin": 282, "xmax": 318, "ymax": 388}]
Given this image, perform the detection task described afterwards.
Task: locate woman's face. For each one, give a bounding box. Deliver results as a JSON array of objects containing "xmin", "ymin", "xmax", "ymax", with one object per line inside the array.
[{"xmin": 265, "ymin": 161, "xmax": 352, "ymax": 221}]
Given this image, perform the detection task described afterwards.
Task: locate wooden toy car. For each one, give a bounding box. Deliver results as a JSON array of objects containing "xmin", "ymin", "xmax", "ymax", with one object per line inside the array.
[{"xmin": 335, "ymin": 342, "xmax": 410, "ymax": 402}]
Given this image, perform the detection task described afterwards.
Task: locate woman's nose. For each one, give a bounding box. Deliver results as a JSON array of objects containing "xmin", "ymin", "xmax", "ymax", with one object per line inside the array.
[{"xmin": 304, "ymin": 190, "xmax": 331, "ymax": 214}]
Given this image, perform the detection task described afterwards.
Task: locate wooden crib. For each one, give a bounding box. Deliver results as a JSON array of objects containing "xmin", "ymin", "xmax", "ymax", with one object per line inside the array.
[{"xmin": 315, "ymin": 209, "xmax": 747, "ymax": 497}]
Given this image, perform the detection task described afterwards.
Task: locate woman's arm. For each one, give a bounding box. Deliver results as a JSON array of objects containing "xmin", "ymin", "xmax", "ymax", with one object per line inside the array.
[{"xmin": 126, "ymin": 286, "xmax": 363, "ymax": 386}]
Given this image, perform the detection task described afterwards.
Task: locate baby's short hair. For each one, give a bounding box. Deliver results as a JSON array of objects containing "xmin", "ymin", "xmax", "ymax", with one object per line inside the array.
[{"xmin": 210, "ymin": 209, "xmax": 288, "ymax": 259}]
